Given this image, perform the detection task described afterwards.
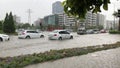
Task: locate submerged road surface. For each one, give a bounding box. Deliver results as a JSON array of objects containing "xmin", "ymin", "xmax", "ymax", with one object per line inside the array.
[{"xmin": 0, "ymin": 33, "xmax": 120, "ymax": 57}]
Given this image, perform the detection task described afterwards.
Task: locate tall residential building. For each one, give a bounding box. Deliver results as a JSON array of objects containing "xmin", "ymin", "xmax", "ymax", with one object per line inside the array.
[
  {"xmin": 97, "ymin": 14, "xmax": 105, "ymax": 26},
  {"xmin": 57, "ymin": 13, "xmax": 76, "ymax": 27},
  {"xmin": 85, "ymin": 11, "xmax": 97, "ymax": 28},
  {"xmin": 96, "ymin": 14, "xmax": 106, "ymax": 27},
  {"xmin": 52, "ymin": 1, "xmax": 64, "ymax": 14}
]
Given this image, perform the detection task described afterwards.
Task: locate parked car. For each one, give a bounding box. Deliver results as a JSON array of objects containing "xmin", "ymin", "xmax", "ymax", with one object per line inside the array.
[
  {"xmin": 48, "ymin": 30, "xmax": 73, "ymax": 40},
  {"xmin": 18, "ymin": 30, "xmax": 44, "ymax": 39},
  {"xmin": 93, "ymin": 29, "xmax": 100, "ymax": 34},
  {"xmin": 86, "ymin": 29, "xmax": 94, "ymax": 34},
  {"xmin": 77, "ymin": 28, "xmax": 86, "ymax": 35},
  {"xmin": 0, "ymin": 34, "xmax": 10, "ymax": 41},
  {"xmin": 100, "ymin": 29, "xmax": 107, "ymax": 33}
]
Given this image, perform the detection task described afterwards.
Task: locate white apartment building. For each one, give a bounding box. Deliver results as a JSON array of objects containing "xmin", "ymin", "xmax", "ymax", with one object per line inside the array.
[
  {"xmin": 96, "ymin": 14, "xmax": 106, "ymax": 26},
  {"xmin": 57, "ymin": 13, "xmax": 76, "ymax": 27}
]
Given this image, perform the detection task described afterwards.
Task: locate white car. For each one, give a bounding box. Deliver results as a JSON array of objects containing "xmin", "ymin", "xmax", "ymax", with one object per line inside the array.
[
  {"xmin": 48, "ymin": 30, "xmax": 73, "ymax": 40},
  {"xmin": 18, "ymin": 30, "xmax": 44, "ymax": 39},
  {"xmin": 0, "ymin": 34, "xmax": 10, "ymax": 41}
]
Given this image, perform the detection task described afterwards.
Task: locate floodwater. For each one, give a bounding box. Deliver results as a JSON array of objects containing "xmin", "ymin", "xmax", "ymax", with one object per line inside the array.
[
  {"xmin": 0, "ymin": 33, "xmax": 120, "ymax": 57},
  {"xmin": 25, "ymin": 47, "xmax": 120, "ymax": 68}
]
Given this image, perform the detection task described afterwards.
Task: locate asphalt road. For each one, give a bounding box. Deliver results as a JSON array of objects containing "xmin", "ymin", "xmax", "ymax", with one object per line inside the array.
[{"xmin": 0, "ymin": 32, "xmax": 120, "ymax": 57}]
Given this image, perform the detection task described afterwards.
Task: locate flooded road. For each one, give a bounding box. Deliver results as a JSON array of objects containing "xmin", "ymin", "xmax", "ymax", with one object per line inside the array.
[
  {"xmin": 25, "ymin": 47, "xmax": 120, "ymax": 68},
  {"xmin": 0, "ymin": 33, "xmax": 120, "ymax": 57}
]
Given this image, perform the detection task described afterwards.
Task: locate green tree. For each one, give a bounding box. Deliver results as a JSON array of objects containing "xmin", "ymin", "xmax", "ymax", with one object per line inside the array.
[
  {"xmin": 63, "ymin": 0, "xmax": 111, "ymax": 18},
  {"xmin": 0, "ymin": 21, "xmax": 2, "ymax": 30},
  {"xmin": 3, "ymin": 12, "xmax": 16, "ymax": 33},
  {"xmin": 22, "ymin": 23, "xmax": 31, "ymax": 29},
  {"xmin": 9, "ymin": 12, "xmax": 15, "ymax": 33},
  {"xmin": 3, "ymin": 13, "xmax": 9, "ymax": 33}
]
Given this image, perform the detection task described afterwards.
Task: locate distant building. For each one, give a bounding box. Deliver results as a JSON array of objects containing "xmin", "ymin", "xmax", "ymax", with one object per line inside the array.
[
  {"xmin": 43, "ymin": 13, "xmax": 76, "ymax": 30},
  {"xmin": 85, "ymin": 11, "xmax": 97, "ymax": 28},
  {"xmin": 34, "ymin": 18, "xmax": 44, "ymax": 27},
  {"xmin": 105, "ymin": 20, "xmax": 113, "ymax": 30},
  {"xmin": 43, "ymin": 14, "xmax": 59, "ymax": 31},
  {"xmin": 52, "ymin": 1, "xmax": 64, "ymax": 14},
  {"xmin": 84, "ymin": 11, "xmax": 105, "ymax": 29},
  {"xmin": 96, "ymin": 14, "xmax": 106, "ymax": 27},
  {"xmin": 105, "ymin": 20, "xmax": 119, "ymax": 30},
  {"xmin": 57, "ymin": 13, "xmax": 76, "ymax": 27},
  {"xmin": 13, "ymin": 15, "xmax": 21, "ymax": 25},
  {"xmin": 44, "ymin": 14, "xmax": 59, "ymax": 26}
]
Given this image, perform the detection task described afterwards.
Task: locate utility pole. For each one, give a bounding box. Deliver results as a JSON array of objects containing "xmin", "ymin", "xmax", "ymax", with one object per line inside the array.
[
  {"xmin": 27, "ymin": 9, "xmax": 32, "ymax": 25},
  {"xmin": 113, "ymin": 3, "xmax": 115, "ymax": 30}
]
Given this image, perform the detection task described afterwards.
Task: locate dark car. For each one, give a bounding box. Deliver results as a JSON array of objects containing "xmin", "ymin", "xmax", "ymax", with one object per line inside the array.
[{"xmin": 77, "ymin": 28, "xmax": 86, "ymax": 35}]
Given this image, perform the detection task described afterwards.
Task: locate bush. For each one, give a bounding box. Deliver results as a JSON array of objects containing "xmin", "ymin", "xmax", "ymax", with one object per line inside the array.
[
  {"xmin": 109, "ymin": 30, "xmax": 120, "ymax": 34},
  {"xmin": 0, "ymin": 30, "xmax": 3, "ymax": 33}
]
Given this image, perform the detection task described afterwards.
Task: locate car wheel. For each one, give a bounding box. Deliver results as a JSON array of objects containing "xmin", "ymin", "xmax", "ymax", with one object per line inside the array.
[
  {"xmin": 58, "ymin": 37, "xmax": 62, "ymax": 40},
  {"xmin": 70, "ymin": 36, "xmax": 73, "ymax": 39},
  {"xmin": 26, "ymin": 36, "xmax": 31, "ymax": 39},
  {"xmin": 40, "ymin": 35, "xmax": 44, "ymax": 38},
  {"xmin": 0, "ymin": 38, "xmax": 3, "ymax": 41}
]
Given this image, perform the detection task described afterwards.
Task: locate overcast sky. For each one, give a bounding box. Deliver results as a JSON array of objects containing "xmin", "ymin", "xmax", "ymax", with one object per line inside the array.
[{"xmin": 0, "ymin": 0, "xmax": 120, "ymax": 24}]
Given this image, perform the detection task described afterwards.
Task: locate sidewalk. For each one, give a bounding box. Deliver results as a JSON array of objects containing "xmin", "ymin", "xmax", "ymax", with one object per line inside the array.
[{"xmin": 25, "ymin": 47, "xmax": 120, "ymax": 68}]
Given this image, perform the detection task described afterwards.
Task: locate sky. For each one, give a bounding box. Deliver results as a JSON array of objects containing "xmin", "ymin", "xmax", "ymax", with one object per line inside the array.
[{"xmin": 0, "ymin": 0, "xmax": 120, "ymax": 24}]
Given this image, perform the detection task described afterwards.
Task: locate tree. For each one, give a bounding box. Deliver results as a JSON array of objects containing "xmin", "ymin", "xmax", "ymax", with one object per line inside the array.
[
  {"xmin": 0, "ymin": 21, "xmax": 2, "ymax": 30},
  {"xmin": 9, "ymin": 12, "xmax": 15, "ymax": 33},
  {"xmin": 22, "ymin": 23, "xmax": 31, "ymax": 29},
  {"xmin": 3, "ymin": 13, "xmax": 9, "ymax": 33},
  {"xmin": 63, "ymin": 0, "xmax": 111, "ymax": 18},
  {"xmin": 3, "ymin": 12, "xmax": 16, "ymax": 33}
]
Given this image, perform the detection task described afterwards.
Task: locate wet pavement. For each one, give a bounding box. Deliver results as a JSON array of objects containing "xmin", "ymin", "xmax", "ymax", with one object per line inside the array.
[
  {"xmin": 25, "ymin": 47, "xmax": 120, "ymax": 68},
  {"xmin": 0, "ymin": 32, "xmax": 120, "ymax": 57}
]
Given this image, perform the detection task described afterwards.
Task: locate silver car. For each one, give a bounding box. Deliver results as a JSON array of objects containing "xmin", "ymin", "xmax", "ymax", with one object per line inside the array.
[
  {"xmin": 0, "ymin": 34, "xmax": 10, "ymax": 41},
  {"xmin": 48, "ymin": 30, "xmax": 73, "ymax": 40},
  {"xmin": 18, "ymin": 30, "xmax": 44, "ymax": 39}
]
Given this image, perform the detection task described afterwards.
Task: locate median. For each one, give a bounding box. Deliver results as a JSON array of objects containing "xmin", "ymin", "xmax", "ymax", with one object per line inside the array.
[{"xmin": 0, "ymin": 42, "xmax": 120, "ymax": 68}]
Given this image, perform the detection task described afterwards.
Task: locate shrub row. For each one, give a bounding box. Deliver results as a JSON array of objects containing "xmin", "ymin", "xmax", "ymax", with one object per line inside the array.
[
  {"xmin": 109, "ymin": 30, "xmax": 120, "ymax": 34},
  {"xmin": 0, "ymin": 42, "xmax": 120, "ymax": 68},
  {"xmin": 0, "ymin": 30, "xmax": 3, "ymax": 33}
]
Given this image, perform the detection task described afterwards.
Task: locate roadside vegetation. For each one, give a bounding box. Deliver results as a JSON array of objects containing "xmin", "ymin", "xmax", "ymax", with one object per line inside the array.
[
  {"xmin": 0, "ymin": 12, "xmax": 16, "ymax": 34},
  {"xmin": 109, "ymin": 30, "xmax": 120, "ymax": 34},
  {"xmin": 0, "ymin": 42, "xmax": 120, "ymax": 68}
]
